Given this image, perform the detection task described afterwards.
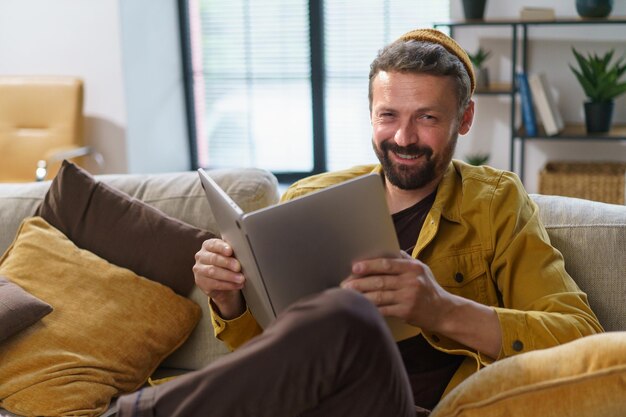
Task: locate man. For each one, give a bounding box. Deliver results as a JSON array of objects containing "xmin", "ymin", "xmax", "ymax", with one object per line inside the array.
[{"xmin": 117, "ymin": 28, "xmax": 602, "ymax": 416}]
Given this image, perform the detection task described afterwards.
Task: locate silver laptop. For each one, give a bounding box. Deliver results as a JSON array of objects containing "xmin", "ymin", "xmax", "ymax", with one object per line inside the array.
[{"xmin": 198, "ymin": 169, "xmax": 418, "ymax": 337}]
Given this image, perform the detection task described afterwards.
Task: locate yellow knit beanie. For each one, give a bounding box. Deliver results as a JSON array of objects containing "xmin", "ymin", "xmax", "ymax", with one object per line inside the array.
[{"xmin": 398, "ymin": 28, "xmax": 475, "ymax": 94}]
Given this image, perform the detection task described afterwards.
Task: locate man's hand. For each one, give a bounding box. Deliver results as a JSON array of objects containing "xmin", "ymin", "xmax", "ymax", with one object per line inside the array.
[
  {"xmin": 341, "ymin": 252, "xmax": 450, "ymax": 331},
  {"xmin": 341, "ymin": 252, "xmax": 502, "ymax": 359},
  {"xmin": 193, "ymin": 238, "xmax": 246, "ymax": 319}
]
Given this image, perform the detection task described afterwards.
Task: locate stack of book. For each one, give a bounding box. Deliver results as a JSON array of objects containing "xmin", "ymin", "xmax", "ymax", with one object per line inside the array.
[
  {"xmin": 529, "ymin": 73, "xmax": 564, "ymax": 136},
  {"xmin": 517, "ymin": 72, "xmax": 564, "ymax": 137}
]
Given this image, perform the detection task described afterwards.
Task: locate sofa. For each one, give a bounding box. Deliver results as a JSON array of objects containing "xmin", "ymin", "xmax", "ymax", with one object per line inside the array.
[{"xmin": 0, "ymin": 164, "xmax": 624, "ymax": 416}]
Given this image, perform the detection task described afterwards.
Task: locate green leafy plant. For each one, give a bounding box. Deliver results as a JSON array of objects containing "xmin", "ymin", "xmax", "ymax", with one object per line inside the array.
[
  {"xmin": 465, "ymin": 152, "xmax": 490, "ymax": 166},
  {"xmin": 468, "ymin": 47, "xmax": 491, "ymax": 68},
  {"xmin": 569, "ymin": 47, "xmax": 626, "ymax": 103}
]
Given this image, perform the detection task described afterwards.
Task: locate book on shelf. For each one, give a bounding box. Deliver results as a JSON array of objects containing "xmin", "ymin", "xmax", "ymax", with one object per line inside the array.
[
  {"xmin": 529, "ymin": 73, "xmax": 564, "ymax": 136},
  {"xmin": 520, "ymin": 7, "xmax": 555, "ymax": 21},
  {"xmin": 516, "ymin": 72, "xmax": 537, "ymax": 137}
]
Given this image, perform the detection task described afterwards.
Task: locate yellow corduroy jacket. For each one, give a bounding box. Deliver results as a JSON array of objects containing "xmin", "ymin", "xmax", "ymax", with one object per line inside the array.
[{"xmin": 210, "ymin": 160, "xmax": 603, "ymax": 396}]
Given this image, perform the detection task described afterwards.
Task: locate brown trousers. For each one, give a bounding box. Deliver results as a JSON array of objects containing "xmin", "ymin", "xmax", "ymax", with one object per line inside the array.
[{"xmin": 117, "ymin": 288, "xmax": 421, "ymax": 417}]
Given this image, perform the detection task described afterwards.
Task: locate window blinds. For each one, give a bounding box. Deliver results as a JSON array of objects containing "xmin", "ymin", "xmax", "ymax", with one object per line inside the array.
[
  {"xmin": 193, "ymin": 0, "xmax": 312, "ymax": 171},
  {"xmin": 189, "ymin": 0, "xmax": 449, "ymax": 174}
]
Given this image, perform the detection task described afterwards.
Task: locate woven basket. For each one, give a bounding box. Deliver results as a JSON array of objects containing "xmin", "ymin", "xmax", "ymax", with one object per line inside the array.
[{"xmin": 539, "ymin": 161, "xmax": 626, "ymax": 205}]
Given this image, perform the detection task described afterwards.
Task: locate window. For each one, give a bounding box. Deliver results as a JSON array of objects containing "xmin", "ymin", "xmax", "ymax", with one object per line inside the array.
[{"xmin": 180, "ymin": 0, "xmax": 450, "ymax": 181}]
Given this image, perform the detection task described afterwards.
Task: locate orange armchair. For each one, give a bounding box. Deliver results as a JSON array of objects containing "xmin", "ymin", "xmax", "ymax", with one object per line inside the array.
[{"xmin": 0, "ymin": 76, "xmax": 93, "ymax": 182}]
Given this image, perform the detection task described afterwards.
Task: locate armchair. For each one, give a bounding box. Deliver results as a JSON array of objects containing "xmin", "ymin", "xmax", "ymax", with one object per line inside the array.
[{"xmin": 0, "ymin": 76, "xmax": 95, "ymax": 182}]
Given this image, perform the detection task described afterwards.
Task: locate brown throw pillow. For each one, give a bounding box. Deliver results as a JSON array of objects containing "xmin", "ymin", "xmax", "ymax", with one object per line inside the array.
[
  {"xmin": 0, "ymin": 276, "xmax": 53, "ymax": 342},
  {"xmin": 35, "ymin": 160, "xmax": 213, "ymax": 295}
]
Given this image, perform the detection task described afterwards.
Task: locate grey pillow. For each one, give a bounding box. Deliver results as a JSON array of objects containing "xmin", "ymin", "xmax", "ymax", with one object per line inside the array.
[{"xmin": 0, "ymin": 275, "xmax": 53, "ymax": 342}]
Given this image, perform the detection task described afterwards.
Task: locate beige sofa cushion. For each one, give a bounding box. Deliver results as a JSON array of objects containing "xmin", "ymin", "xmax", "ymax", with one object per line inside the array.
[
  {"xmin": 531, "ymin": 194, "xmax": 626, "ymax": 331},
  {"xmin": 0, "ymin": 181, "xmax": 50, "ymax": 253}
]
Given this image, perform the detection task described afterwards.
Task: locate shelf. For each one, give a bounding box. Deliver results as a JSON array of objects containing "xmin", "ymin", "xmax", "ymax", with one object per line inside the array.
[
  {"xmin": 517, "ymin": 124, "xmax": 626, "ymax": 140},
  {"xmin": 435, "ymin": 16, "xmax": 626, "ymax": 27}
]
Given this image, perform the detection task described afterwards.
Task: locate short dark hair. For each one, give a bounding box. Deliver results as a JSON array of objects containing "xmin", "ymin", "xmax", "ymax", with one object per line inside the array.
[{"xmin": 368, "ymin": 40, "xmax": 472, "ymax": 116}]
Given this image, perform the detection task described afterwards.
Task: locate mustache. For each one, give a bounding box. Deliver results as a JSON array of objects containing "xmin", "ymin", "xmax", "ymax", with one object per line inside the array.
[{"xmin": 380, "ymin": 142, "xmax": 433, "ymax": 160}]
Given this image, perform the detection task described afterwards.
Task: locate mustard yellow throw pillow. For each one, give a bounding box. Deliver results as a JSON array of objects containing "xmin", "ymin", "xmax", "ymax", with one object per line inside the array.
[
  {"xmin": 0, "ymin": 217, "xmax": 201, "ymax": 417},
  {"xmin": 432, "ymin": 332, "xmax": 626, "ymax": 417}
]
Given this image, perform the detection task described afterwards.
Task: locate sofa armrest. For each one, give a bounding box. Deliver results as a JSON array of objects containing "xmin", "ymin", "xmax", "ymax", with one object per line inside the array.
[{"xmin": 530, "ymin": 194, "xmax": 626, "ymax": 331}]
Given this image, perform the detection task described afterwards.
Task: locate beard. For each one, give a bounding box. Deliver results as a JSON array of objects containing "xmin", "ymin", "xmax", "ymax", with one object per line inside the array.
[{"xmin": 373, "ymin": 135, "xmax": 458, "ymax": 190}]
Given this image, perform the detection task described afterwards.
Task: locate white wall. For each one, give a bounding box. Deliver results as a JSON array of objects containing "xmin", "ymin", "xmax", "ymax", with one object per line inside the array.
[
  {"xmin": 119, "ymin": 0, "xmax": 190, "ymax": 174},
  {"xmin": 451, "ymin": 0, "xmax": 626, "ymax": 193},
  {"xmin": 0, "ymin": 0, "xmax": 190, "ymax": 175}
]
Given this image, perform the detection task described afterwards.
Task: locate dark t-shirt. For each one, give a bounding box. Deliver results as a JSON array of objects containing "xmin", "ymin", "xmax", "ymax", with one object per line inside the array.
[{"xmin": 392, "ymin": 191, "xmax": 464, "ymax": 410}]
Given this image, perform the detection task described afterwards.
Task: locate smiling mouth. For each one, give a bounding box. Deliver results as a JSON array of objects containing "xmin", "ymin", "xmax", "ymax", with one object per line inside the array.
[
  {"xmin": 378, "ymin": 141, "xmax": 433, "ymax": 163},
  {"xmin": 395, "ymin": 152, "xmax": 421, "ymax": 160}
]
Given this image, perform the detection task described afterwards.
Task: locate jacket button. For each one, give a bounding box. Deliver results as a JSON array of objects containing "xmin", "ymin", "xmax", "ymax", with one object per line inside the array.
[
  {"xmin": 454, "ymin": 272, "xmax": 464, "ymax": 283},
  {"xmin": 512, "ymin": 340, "xmax": 524, "ymax": 352}
]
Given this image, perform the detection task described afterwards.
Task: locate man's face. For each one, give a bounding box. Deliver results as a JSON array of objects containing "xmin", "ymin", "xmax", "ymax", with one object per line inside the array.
[{"xmin": 370, "ymin": 71, "xmax": 473, "ymax": 190}]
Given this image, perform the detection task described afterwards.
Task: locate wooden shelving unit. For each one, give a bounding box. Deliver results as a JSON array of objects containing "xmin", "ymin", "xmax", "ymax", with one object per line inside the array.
[{"xmin": 434, "ymin": 17, "xmax": 626, "ymax": 184}]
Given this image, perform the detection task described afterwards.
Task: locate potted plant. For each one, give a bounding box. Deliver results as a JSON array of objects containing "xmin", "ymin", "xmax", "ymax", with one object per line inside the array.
[
  {"xmin": 468, "ymin": 47, "xmax": 491, "ymax": 90},
  {"xmin": 569, "ymin": 47, "xmax": 626, "ymax": 133},
  {"xmin": 576, "ymin": 0, "xmax": 613, "ymax": 18},
  {"xmin": 462, "ymin": 0, "xmax": 488, "ymax": 20}
]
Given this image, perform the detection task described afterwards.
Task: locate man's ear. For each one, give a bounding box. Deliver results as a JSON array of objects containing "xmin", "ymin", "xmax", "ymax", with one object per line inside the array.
[{"xmin": 458, "ymin": 100, "xmax": 475, "ymax": 135}]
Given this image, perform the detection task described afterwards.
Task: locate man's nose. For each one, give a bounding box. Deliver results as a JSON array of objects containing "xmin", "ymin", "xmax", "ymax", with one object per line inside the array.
[{"xmin": 393, "ymin": 120, "xmax": 418, "ymax": 147}]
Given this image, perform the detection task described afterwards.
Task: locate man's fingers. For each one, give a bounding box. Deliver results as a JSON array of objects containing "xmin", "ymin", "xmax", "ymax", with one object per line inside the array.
[
  {"xmin": 203, "ymin": 238, "xmax": 234, "ymax": 256},
  {"xmin": 193, "ymin": 265, "xmax": 244, "ymax": 297},
  {"xmin": 198, "ymin": 263, "xmax": 243, "ymax": 284},
  {"xmin": 360, "ymin": 289, "xmax": 402, "ymax": 307},
  {"xmin": 377, "ymin": 303, "xmax": 412, "ymax": 319},
  {"xmin": 352, "ymin": 257, "xmax": 423, "ymax": 276},
  {"xmin": 342, "ymin": 275, "xmax": 416, "ymax": 294},
  {"xmin": 205, "ymin": 276, "xmax": 244, "ymax": 291},
  {"xmin": 196, "ymin": 245, "xmax": 241, "ymax": 273},
  {"xmin": 206, "ymin": 251, "xmax": 241, "ymax": 273}
]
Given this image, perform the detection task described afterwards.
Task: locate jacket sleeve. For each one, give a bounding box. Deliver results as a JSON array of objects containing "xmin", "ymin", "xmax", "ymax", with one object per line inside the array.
[
  {"xmin": 488, "ymin": 172, "xmax": 603, "ymax": 360},
  {"xmin": 209, "ymin": 300, "xmax": 263, "ymax": 351}
]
